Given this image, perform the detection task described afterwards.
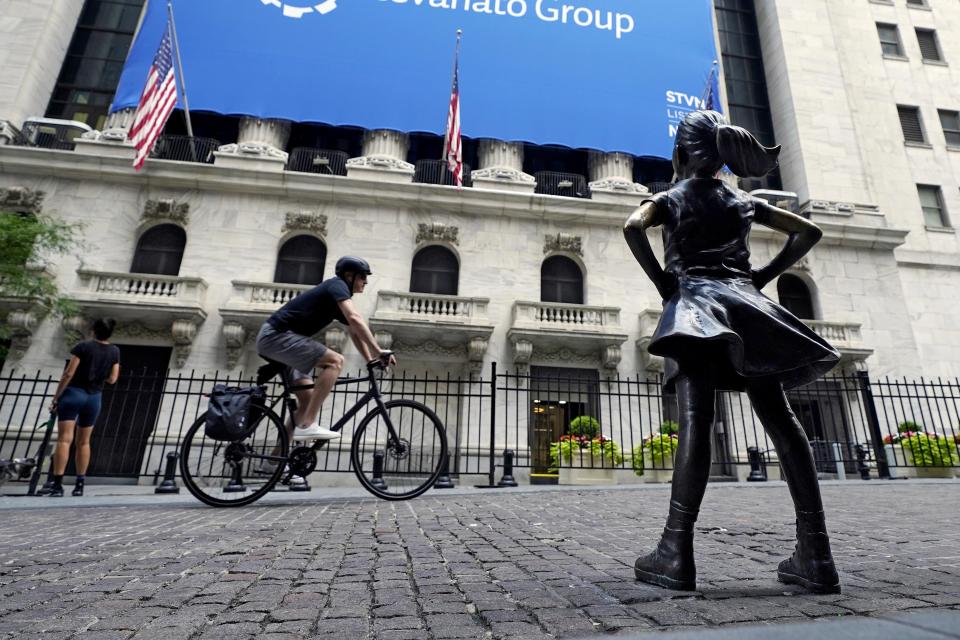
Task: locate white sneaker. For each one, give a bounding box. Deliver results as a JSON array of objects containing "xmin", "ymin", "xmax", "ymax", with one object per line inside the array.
[
  {"xmin": 255, "ymin": 460, "xmax": 278, "ymax": 475},
  {"xmin": 292, "ymin": 423, "xmax": 340, "ymax": 441}
]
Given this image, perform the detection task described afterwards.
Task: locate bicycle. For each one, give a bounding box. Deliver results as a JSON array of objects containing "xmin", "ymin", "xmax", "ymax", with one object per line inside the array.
[{"xmin": 178, "ymin": 352, "xmax": 448, "ymax": 507}]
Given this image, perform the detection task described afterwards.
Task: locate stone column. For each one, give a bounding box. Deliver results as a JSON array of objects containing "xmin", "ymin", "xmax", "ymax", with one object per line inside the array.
[
  {"xmin": 471, "ymin": 140, "xmax": 535, "ymax": 194},
  {"xmin": 214, "ymin": 117, "xmax": 291, "ymax": 172},
  {"xmin": 588, "ymin": 152, "xmax": 649, "ymax": 202},
  {"xmin": 346, "ymin": 130, "xmax": 415, "ymax": 183}
]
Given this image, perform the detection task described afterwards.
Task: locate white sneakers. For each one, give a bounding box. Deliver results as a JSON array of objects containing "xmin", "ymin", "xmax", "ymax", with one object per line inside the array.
[{"xmin": 292, "ymin": 423, "xmax": 341, "ymax": 441}]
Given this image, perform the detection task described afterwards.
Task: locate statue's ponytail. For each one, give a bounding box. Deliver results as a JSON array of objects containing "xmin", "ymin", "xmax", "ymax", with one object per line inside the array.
[{"xmin": 715, "ymin": 124, "xmax": 780, "ymax": 178}]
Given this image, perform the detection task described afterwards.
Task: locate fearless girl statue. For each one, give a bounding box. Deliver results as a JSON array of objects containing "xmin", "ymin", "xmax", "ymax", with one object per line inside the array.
[{"xmin": 623, "ymin": 110, "xmax": 841, "ymax": 594}]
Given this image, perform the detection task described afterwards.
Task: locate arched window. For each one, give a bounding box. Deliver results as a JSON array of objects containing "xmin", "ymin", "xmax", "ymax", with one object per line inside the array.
[
  {"xmin": 541, "ymin": 256, "xmax": 583, "ymax": 304},
  {"xmin": 777, "ymin": 274, "xmax": 815, "ymax": 320},
  {"xmin": 410, "ymin": 246, "xmax": 459, "ymax": 295},
  {"xmin": 274, "ymin": 235, "xmax": 326, "ymax": 285},
  {"xmin": 130, "ymin": 224, "xmax": 186, "ymax": 276}
]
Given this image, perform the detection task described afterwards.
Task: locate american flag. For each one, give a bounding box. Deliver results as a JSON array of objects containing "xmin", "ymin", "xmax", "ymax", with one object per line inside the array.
[
  {"xmin": 443, "ymin": 34, "xmax": 463, "ymax": 188},
  {"xmin": 129, "ymin": 21, "xmax": 178, "ymax": 171}
]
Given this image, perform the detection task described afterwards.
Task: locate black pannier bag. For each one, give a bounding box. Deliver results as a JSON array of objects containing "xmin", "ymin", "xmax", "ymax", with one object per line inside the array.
[{"xmin": 205, "ymin": 385, "xmax": 267, "ymax": 441}]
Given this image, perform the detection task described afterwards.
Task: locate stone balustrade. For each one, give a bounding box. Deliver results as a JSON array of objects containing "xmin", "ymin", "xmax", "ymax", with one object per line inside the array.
[
  {"xmin": 76, "ymin": 270, "xmax": 207, "ymax": 306},
  {"xmin": 805, "ymin": 320, "xmax": 863, "ymax": 345},
  {"xmin": 373, "ymin": 290, "xmax": 490, "ymax": 324},
  {"xmin": 512, "ymin": 300, "xmax": 622, "ymax": 332}
]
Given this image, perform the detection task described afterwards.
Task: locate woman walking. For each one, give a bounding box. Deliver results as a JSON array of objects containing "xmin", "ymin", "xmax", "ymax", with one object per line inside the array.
[
  {"xmin": 623, "ymin": 110, "xmax": 841, "ymax": 593},
  {"xmin": 48, "ymin": 318, "xmax": 120, "ymax": 496}
]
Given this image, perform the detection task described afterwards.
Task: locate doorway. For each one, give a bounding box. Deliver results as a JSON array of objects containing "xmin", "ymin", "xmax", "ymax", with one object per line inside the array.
[{"xmin": 529, "ymin": 366, "xmax": 600, "ymax": 478}]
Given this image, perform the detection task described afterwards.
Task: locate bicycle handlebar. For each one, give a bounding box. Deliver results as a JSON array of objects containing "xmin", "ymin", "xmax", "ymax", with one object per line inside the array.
[{"xmin": 367, "ymin": 350, "xmax": 395, "ymax": 370}]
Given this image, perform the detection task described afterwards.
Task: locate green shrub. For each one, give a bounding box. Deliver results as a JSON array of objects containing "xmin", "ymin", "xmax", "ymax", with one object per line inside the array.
[
  {"xmin": 897, "ymin": 420, "xmax": 923, "ymax": 434},
  {"xmin": 901, "ymin": 432, "xmax": 958, "ymax": 467},
  {"xmin": 569, "ymin": 415, "xmax": 600, "ymax": 438},
  {"xmin": 549, "ymin": 435, "xmax": 622, "ymax": 472},
  {"xmin": 660, "ymin": 420, "xmax": 679, "ymax": 436}
]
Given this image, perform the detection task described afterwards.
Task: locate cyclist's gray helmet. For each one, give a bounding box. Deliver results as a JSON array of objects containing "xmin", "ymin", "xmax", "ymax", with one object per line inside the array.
[{"xmin": 335, "ymin": 256, "xmax": 372, "ymax": 278}]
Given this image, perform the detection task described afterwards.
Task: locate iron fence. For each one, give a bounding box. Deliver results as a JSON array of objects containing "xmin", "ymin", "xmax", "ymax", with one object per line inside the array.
[
  {"xmin": 150, "ymin": 135, "xmax": 220, "ymax": 164},
  {"xmin": 413, "ymin": 159, "xmax": 473, "ymax": 187},
  {"xmin": 534, "ymin": 171, "xmax": 591, "ymax": 199},
  {"xmin": 1, "ymin": 365, "xmax": 959, "ymax": 492},
  {"xmin": 286, "ymin": 147, "xmax": 349, "ymax": 176}
]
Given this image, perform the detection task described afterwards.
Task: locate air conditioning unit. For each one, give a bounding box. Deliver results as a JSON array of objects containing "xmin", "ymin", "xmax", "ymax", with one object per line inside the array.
[
  {"xmin": 20, "ymin": 117, "xmax": 92, "ymax": 151},
  {"xmin": 750, "ymin": 189, "xmax": 801, "ymax": 216}
]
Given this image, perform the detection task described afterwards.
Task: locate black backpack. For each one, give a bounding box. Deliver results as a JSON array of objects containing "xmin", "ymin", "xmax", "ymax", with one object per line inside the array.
[{"xmin": 204, "ymin": 385, "xmax": 267, "ymax": 441}]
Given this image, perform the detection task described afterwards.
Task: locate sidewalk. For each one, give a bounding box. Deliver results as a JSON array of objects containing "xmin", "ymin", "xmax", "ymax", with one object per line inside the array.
[{"xmin": 0, "ymin": 480, "xmax": 958, "ymax": 639}]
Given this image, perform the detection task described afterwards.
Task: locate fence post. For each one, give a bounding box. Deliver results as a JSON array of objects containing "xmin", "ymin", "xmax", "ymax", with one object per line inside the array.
[
  {"xmin": 28, "ymin": 413, "xmax": 57, "ymax": 496},
  {"xmin": 371, "ymin": 451, "xmax": 388, "ymax": 491},
  {"xmin": 856, "ymin": 371, "xmax": 890, "ymax": 479},
  {"xmin": 155, "ymin": 451, "xmax": 180, "ymax": 494},
  {"xmin": 488, "ymin": 361, "xmax": 497, "ymax": 488}
]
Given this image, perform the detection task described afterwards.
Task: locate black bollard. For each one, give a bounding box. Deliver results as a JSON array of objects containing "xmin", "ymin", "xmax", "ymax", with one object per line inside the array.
[
  {"xmin": 855, "ymin": 444, "xmax": 871, "ymax": 480},
  {"xmin": 155, "ymin": 451, "xmax": 180, "ymax": 494},
  {"xmin": 746, "ymin": 446, "xmax": 767, "ymax": 482},
  {"xmin": 288, "ymin": 472, "xmax": 311, "ymax": 492},
  {"xmin": 224, "ymin": 462, "xmax": 247, "ymax": 493},
  {"xmin": 434, "ymin": 456, "xmax": 455, "ymax": 489},
  {"xmin": 497, "ymin": 449, "xmax": 518, "ymax": 487},
  {"xmin": 371, "ymin": 451, "xmax": 388, "ymax": 491},
  {"xmin": 35, "ymin": 454, "xmax": 56, "ymax": 496}
]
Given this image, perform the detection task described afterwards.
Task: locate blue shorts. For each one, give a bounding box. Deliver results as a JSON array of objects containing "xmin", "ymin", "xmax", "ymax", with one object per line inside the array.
[{"xmin": 57, "ymin": 387, "xmax": 102, "ymax": 427}]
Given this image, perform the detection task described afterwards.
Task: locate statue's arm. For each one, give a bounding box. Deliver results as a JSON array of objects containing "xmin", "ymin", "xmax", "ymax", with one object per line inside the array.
[
  {"xmin": 751, "ymin": 200, "xmax": 824, "ymax": 289},
  {"xmin": 623, "ymin": 201, "xmax": 676, "ymax": 300}
]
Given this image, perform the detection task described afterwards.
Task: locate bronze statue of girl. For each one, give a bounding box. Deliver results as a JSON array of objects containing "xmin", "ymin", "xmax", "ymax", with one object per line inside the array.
[{"xmin": 623, "ymin": 110, "xmax": 841, "ymax": 594}]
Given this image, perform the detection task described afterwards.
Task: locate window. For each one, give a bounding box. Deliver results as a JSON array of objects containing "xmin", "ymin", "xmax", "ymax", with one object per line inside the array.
[
  {"xmin": 46, "ymin": 0, "xmax": 146, "ymax": 130},
  {"xmin": 714, "ymin": 0, "xmax": 782, "ymax": 191},
  {"xmin": 274, "ymin": 235, "xmax": 326, "ymax": 285},
  {"xmin": 917, "ymin": 185, "xmax": 949, "ymax": 228},
  {"xmin": 916, "ymin": 29, "xmax": 943, "ymax": 62},
  {"xmin": 130, "ymin": 224, "xmax": 186, "ymax": 276},
  {"xmin": 877, "ymin": 23, "xmax": 904, "ymax": 57},
  {"xmin": 777, "ymin": 274, "xmax": 815, "ymax": 320},
  {"xmin": 940, "ymin": 110, "xmax": 960, "ymax": 147},
  {"xmin": 897, "ymin": 105, "xmax": 926, "ymax": 144},
  {"xmin": 541, "ymin": 256, "xmax": 583, "ymax": 304},
  {"xmin": 906, "ymin": 0, "xmax": 928, "ymax": 7},
  {"xmin": 409, "ymin": 246, "xmax": 459, "ymax": 295}
]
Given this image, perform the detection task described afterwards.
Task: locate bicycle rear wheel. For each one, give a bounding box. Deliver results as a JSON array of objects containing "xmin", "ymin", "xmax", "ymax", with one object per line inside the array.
[
  {"xmin": 179, "ymin": 405, "xmax": 289, "ymax": 507},
  {"xmin": 352, "ymin": 399, "xmax": 448, "ymax": 500}
]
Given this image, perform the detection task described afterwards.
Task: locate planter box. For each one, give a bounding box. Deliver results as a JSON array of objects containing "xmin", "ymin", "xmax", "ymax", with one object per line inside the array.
[
  {"xmin": 558, "ymin": 451, "xmax": 617, "ymax": 486},
  {"xmin": 643, "ymin": 450, "xmax": 674, "ymax": 484},
  {"xmin": 884, "ymin": 444, "xmax": 915, "ymax": 479}
]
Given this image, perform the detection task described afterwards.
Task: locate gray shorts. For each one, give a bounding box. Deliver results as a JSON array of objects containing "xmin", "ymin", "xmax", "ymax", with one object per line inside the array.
[{"xmin": 256, "ymin": 323, "xmax": 327, "ymax": 382}]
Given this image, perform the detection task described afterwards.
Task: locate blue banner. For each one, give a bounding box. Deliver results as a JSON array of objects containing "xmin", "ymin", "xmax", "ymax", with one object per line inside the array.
[{"xmin": 112, "ymin": 0, "xmax": 719, "ymax": 157}]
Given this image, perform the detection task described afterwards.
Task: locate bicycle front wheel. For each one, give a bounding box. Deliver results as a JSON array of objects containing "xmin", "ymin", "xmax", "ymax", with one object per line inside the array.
[
  {"xmin": 352, "ymin": 399, "xmax": 447, "ymax": 500},
  {"xmin": 179, "ymin": 405, "xmax": 289, "ymax": 507}
]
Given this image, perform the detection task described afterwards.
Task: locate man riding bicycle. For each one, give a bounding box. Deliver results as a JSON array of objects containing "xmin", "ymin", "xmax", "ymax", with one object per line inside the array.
[{"xmin": 256, "ymin": 256, "xmax": 396, "ymax": 442}]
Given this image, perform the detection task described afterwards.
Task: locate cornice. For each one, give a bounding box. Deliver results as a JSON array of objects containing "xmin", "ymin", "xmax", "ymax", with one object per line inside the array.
[{"xmin": 0, "ymin": 146, "xmax": 910, "ymax": 250}]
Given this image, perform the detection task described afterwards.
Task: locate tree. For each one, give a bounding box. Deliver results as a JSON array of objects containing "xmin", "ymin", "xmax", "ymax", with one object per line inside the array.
[{"xmin": 0, "ymin": 211, "xmax": 80, "ymax": 359}]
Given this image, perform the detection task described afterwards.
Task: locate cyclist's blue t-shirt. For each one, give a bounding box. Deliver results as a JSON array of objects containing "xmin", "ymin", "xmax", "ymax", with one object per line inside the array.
[{"xmin": 267, "ymin": 277, "xmax": 352, "ymax": 336}]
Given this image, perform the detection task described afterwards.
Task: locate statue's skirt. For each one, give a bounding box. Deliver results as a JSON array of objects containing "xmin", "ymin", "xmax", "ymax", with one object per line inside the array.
[{"xmin": 650, "ymin": 275, "xmax": 841, "ymax": 392}]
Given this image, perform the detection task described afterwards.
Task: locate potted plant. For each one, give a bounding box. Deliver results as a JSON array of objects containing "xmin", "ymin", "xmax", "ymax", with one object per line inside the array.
[
  {"xmin": 551, "ymin": 416, "xmax": 623, "ymax": 485},
  {"xmin": 885, "ymin": 421, "xmax": 958, "ymax": 479},
  {"xmin": 630, "ymin": 421, "xmax": 679, "ymax": 483}
]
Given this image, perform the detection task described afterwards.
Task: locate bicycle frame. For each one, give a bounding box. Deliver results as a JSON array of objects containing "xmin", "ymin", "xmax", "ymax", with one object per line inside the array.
[{"xmin": 256, "ymin": 363, "xmax": 399, "ymax": 459}]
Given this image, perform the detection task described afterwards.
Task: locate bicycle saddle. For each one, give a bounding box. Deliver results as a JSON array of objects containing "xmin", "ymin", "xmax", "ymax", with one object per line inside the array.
[{"xmin": 256, "ymin": 359, "xmax": 286, "ymax": 385}]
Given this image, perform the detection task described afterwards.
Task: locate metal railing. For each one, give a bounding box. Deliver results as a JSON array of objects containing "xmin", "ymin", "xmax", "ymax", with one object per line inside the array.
[
  {"xmin": 534, "ymin": 171, "xmax": 591, "ymax": 198},
  {"xmin": 150, "ymin": 135, "xmax": 220, "ymax": 164},
  {"xmin": 413, "ymin": 159, "xmax": 473, "ymax": 187},
  {"xmin": 2, "ymin": 368, "xmax": 958, "ymax": 490},
  {"xmin": 286, "ymin": 147, "xmax": 349, "ymax": 176}
]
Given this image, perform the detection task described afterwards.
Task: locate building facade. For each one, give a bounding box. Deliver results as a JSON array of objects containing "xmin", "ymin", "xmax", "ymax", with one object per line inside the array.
[{"xmin": 1, "ymin": 0, "xmax": 958, "ymax": 482}]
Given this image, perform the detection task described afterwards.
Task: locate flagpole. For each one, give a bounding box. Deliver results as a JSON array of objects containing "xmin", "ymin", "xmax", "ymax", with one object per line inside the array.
[
  {"xmin": 443, "ymin": 30, "xmax": 462, "ymax": 153},
  {"xmin": 167, "ymin": 0, "xmax": 194, "ymax": 139}
]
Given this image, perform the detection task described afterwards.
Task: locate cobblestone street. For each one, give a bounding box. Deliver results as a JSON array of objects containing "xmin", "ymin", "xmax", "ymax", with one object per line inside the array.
[{"xmin": 0, "ymin": 481, "xmax": 958, "ymax": 639}]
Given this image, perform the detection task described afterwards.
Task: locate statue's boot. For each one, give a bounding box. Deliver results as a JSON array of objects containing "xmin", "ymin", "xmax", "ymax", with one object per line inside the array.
[
  {"xmin": 777, "ymin": 509, "xmax": 841, "ymax": 594},
  {"xmin": 634, "ymin": 500, "xmax": 697, "ymax": 591}
]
